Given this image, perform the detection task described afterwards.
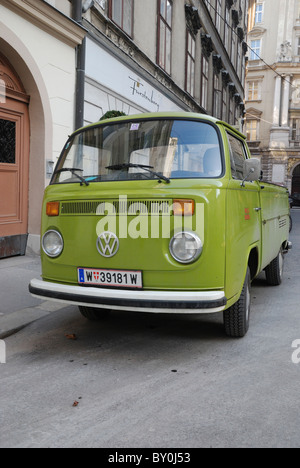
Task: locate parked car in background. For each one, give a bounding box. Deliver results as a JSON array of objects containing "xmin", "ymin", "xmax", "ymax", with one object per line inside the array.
[{"xmin": 290, "ymin": 193, "xmax": 300, "ymax": 208}]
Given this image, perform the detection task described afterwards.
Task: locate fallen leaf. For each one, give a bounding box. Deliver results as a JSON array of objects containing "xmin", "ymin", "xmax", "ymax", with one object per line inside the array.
[
  {"xmin": 65, "ymin": 334, "xmax": 77, "ymax": 340},
  {"xmin": 72, "ymin": 401, "xmax": 79, "ymax": 407}
]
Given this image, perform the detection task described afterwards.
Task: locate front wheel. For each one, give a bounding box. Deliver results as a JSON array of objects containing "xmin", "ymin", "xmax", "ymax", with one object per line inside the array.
[
  {"xmin": 223, "ymin": 267, "xmax": 251, "ymax": 338},
  {"xmin": 79, "ymin": 306, "xmax": 111, "ymax": 321},
  {"xmin": 265, "ymin": 249, "xmax": 284, "ymax": 286}
]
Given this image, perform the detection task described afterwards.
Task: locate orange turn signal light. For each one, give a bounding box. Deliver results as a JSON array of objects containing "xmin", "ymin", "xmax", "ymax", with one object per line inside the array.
[
  {"xmin": 173, "ymin": 199, "xmax": 195, "ymax": 216},
  {"xmin": 46, "ymin": 201, "xmax": 60, "ymax": 217}
]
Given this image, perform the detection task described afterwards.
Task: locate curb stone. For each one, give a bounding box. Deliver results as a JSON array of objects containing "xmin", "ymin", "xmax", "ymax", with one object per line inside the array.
[{"xmin": 0, "ymin": 301, "xmax": 67, "ymax": 339}]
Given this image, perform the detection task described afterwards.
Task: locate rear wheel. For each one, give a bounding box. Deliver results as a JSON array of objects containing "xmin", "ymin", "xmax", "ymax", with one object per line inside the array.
[
  {"xmin": 224, "ymin": 267, "xmax": 251, "ymax": 338},
  {"xmin": 79, "ymin": 306, "xmax": 111, "ymax": 321},
  {"xmin": 265, "ymin": 248, "xmax": 284, "ymax": 286}
]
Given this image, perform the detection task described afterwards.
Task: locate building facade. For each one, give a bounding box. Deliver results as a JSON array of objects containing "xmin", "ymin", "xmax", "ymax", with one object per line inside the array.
[
  {"xmin": 246, "ymin": 0, "xmax": 300, "ymax": 196},
  {"xmin": 0, "ymin": 0, "xmax": 248, "ymax": 258},
  {"xmin": 80, "ymin": 0, "xmax": 248, "ymax": 128}
]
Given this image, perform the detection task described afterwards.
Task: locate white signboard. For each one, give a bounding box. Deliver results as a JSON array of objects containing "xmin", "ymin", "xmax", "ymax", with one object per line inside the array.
[{"xmin": 85, "ymin": 38, "xmax": 182, "ymax": 113}]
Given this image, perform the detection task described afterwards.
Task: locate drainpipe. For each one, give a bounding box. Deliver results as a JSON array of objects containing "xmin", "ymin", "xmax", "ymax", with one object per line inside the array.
[{"xmin": 72, "ymin": 0, "xmax": 86, "ymax": 130}]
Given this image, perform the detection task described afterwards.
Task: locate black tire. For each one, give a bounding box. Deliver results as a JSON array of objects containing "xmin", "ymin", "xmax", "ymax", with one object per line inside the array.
[
  {"xmin": 289, "ymin": 215, "xmax": 292, "ymax": 233},
  {"xmin": 79, "ymin": 306, "xmax": 111, "ymax": 321},
  {"xmin": 265, "ymin": 249, "xmax": 284, "ymax": 286},
  {"xmin": 223, "ymin": 267, "xmax": 251, "ymax": 338}
]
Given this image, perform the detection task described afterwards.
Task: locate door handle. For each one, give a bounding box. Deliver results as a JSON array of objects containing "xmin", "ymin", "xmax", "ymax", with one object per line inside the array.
[{"xmin": 255, "ymin": 207, "xmax": 262, "ymax": 212}]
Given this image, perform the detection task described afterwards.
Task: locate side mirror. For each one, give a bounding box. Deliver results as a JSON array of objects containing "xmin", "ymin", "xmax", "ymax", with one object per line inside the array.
[{"xmin": 241, "ymin": 158, "xmax": 261, "ymax": 186}]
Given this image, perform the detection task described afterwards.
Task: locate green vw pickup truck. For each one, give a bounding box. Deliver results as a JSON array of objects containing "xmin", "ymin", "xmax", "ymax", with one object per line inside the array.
[{"xmin": 29, "ymin": 112, "xmax": 291, "ymax": 337}]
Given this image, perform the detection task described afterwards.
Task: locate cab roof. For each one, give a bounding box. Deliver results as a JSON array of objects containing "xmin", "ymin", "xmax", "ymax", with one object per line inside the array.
[{"xmin": 73, "ymin": 111, "xmax": 246, "ymax": 140}]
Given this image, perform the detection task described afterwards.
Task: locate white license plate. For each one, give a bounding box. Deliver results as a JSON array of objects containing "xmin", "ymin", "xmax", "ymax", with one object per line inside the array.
[{"xmin": 78, "ymin": 268, "xmax": 143, "ymax": 288}]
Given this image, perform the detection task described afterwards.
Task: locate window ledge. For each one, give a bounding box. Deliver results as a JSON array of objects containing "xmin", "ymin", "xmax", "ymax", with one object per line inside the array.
[{"xmin": 247, "ymin": 140, "xmax": 261, "ymax": 148}]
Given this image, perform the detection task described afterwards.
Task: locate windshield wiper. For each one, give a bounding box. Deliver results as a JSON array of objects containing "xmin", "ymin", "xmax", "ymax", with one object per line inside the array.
[
  {"xmin": 53, "ymin": 168, "xmax": 89, "ymax": 186},
  {"xmin": 106, "ymin": 163, "xmax": 170, "ymax": 184}
]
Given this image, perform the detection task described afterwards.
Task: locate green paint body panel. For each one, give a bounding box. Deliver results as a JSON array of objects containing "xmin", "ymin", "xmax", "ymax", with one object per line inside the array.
[{"xmin": 38, "ymin": 112, "xmax": 290, "ymax": 311}]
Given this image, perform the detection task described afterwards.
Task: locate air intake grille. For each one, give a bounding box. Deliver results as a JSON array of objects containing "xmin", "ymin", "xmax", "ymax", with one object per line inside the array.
[
  {"xmin": 279, "ymin": 218, "xmax": 287, "ymax": 229},
  {"xmin": 60, "ymin": 199, "xmax": 172, "ymax": 216}
]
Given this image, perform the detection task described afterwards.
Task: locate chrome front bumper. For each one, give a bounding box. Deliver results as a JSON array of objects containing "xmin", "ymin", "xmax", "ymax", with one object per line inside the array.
[{"xmin": 29, "ymin": 279, "xmax": 227, "ymax": 314}]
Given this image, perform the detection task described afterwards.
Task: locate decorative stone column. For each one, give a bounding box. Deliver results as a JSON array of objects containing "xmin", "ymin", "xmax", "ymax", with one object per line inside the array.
[
  {"xmin": 270, "ymin": 74, "xmax": 290, "ymax": 148},
  {"xmin": 272, "ymin": 75, "xmax": 281, "ymax": 126},
  {"xmin": 281, "ymin": 74, "xmax": 291, "ymax": 127}
]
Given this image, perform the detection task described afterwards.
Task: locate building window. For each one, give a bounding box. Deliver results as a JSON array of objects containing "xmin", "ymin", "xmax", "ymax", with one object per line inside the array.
[
  {"xmin": 224, "ymin": 8, "xmax": 230, "ymax": 51},
  {"xmin": 222, "ymin": 85, "xmax": 228, "ymax": 121},
  {"xmin": 246, "ymin": 120, "xmax": 259, "ymax": 141},
  {"xmin": 255, "ymin": 2, "xmax": 263, "ymax": 24},
  {"xmin": 109, "ymin": 0, "xmax": 133, "ymax": 37},
  {"xmin": 229, "ymin": 98, "xmax": 234, "ymax": 125},
  {"xmin": 157, "ymin": 0, "xmax": 172, "ymax": 74},
  {"xmin": 216, "ymin": 0, "xmax": 222, "ymax": 32},
  {"xmin": 201, "ymin": 55, "xmax": 209, "ymax": 109},
  {"xmin": 250, "ymin": 39, "xmax": 261, "ymax": 60},
  {"xmin": 186, "ymin": 30, "xmax": 196, "ymax": 96},
  {"xmin": 237, "ymin": 46, "xmax": 242, "ymax": 78},
  {"xmin": 297, "ymin": 37, "xmax": 300, "ymax": 56},
  {"xmin": 247, "ymin": 81, "xmax": 260, "ymax": 100},
  {"xmin": 231, "ymin": 29, "xmax": 237, "ymax": 68},
  {"xmin": 214, "ymin": 74, "xmax": 221, "ymax": 119},
  {"xmin": 291, "ymin": 118, "xmax": 300, "ymax": 141}
]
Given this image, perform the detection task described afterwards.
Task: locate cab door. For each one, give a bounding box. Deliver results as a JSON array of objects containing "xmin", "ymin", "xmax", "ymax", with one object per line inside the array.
[{"xmin": 225, "ymin": 131, "xmax": 261, "ymax": 301}]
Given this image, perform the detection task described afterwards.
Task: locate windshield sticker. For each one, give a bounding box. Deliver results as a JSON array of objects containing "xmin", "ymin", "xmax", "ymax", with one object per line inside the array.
[{"xmin": 130, "ymin": 123, "xmax": 140, "ymax": 131}]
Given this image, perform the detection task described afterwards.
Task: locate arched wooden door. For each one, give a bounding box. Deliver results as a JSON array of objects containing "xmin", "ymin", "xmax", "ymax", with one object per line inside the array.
[{"xmin": 0, "ymin": 53, "xmax": 30, "ymax": 258}]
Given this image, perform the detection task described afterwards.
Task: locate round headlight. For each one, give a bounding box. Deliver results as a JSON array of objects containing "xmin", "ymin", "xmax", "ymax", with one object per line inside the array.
[
  {"xmin": 169, "ymin": 231, "xmax": 203, "ymax": 264},
  {"xmin": 42, "ymin": 230, "xmax": 64, "ymax": 258}
]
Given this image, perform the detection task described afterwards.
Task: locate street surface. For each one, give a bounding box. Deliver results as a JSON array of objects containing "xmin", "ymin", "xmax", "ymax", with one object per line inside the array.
[{"xmin": 0, "ymin": 210, "xmax": 300, "ymax": 448}]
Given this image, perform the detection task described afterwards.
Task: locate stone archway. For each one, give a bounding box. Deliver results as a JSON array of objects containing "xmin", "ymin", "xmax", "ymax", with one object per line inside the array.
[
  {"xmin": 292, "ymin": 164, "xmax": 300, "ymax": 198},
  {"xmin": 0, "ymin": 25, "xmax": 54, "ymax": 256},
  {"xmin": 0, "ymin": 52, "xmax": 30, "ymax": 258}
]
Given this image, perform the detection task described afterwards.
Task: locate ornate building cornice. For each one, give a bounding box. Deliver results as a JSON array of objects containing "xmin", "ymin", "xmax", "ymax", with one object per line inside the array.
[{"xmin": 0, "ymin": 0, "xmax": 86, "ymax": 47}]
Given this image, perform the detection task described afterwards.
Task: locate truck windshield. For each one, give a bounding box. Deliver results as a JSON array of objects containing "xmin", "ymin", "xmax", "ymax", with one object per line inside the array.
[{"xmin": 52, "ymin": 119, "xmax": 223, "ymax": 184}]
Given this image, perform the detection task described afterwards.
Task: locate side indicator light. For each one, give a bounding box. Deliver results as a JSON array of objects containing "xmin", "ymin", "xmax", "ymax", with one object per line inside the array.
[
  {"xmin": 173, "ymin": 199, "xmax": 195, "ymax": 216},
  {"xmin": 245, "ymin": 208, "xmax": 251, "ymax": 220},
  {"xmin": 46, "ymin": 202, "xmax": 60, "ymax": 217}
]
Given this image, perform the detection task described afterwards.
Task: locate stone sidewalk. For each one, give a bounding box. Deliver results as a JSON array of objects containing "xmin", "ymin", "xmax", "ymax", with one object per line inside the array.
[{"xmin": 0, "ymin": 254, "xmax": 65, "ymax": 339}]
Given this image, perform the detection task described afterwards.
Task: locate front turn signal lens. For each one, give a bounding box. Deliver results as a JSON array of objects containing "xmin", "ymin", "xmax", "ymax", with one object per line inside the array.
[
  {"xmin": 46, "ymin": 201, "xmax": 60, "ymax": 217},
  {"xmin": 173, "ymin": 199, "xmax": 195, "ymax": 216}
]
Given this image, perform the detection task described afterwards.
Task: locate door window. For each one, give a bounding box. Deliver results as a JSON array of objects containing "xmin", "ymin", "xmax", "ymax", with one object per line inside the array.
[
  {"xmin": 227, "ymin": 132, "xmax": 247, "ymax": 180},
  {"xmin": 0, "ymin": 119, "xmax": 16, "ymax": 164}
]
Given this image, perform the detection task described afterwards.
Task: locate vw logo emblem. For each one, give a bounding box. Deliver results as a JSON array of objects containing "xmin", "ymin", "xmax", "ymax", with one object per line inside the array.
[{"xmin": 96, "ymin": 232, "xmax": 119, "ymax": 258}]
